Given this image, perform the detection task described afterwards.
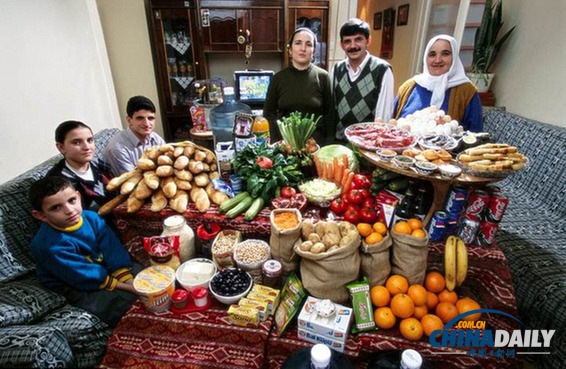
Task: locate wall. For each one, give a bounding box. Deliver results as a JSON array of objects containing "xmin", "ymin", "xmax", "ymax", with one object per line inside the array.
[
  {"xmin": 96, "ymin": 0, "xmax": 163, "ymax": 136},
  {"xmin": 491, "ymin": 0, "xmax": 566, "ymax": 127},
  {"xmin": 0, "ymin": 0, "xmax": 120, "ymax": 184}
]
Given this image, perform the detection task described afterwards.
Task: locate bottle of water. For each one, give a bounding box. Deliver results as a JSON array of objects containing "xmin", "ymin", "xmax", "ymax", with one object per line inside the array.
[
  {"xmin": 281, "ymin": 344, "xmax": 354, "ymax": 369},
  {"xmin": 210, "ymin": 87, "xmax": 251, "ymax": 180},
  {"xmin": 367, "ymin": 349, "xmax": 432, "ymax": 369}
]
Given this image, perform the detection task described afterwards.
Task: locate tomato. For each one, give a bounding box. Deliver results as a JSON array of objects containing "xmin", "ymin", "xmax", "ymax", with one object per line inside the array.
[
  {"xmin": 330, "ymin": 197, "xmax": 347, "ymax": 215},
  {"xmin": 353, "ymin": 174, "xmax": 372, "ymax": 189},
  {"xmin": 343, "ymin": 207, "xmax": 361, "ymax": 224},
  {"xmin": 363, "ymin": 198, "xmax": 377, "ymax": 209},
  {"xmin": 255, "ymin": 156, "xmax": 273, "ymax": 169},
  {"xmin": 281, "ymin": 186, "xmax": 297, "ymax": 199},
  {"xmin": 360, "ymin": 207, "xmax": 378, "ymax": 224},
  {"xmin": 359, "ymin": 189, "xmax": 371, "ymax": 201},
  {"xmin": 344, "ymin": 189, "xmax": 364, "ymax": 205}
]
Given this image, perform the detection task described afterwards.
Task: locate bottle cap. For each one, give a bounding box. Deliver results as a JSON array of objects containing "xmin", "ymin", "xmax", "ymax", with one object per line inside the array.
[
  {"xmin": 401, "ymin": 349, "xmax": 423, "ymax": 369},
  {"xmin": 223, "ymin": 87, "xmax": 235, "ymax": 95},
  {"xmin": 310, "ymin": 344, "xmax": 331, "ymax": 368}
]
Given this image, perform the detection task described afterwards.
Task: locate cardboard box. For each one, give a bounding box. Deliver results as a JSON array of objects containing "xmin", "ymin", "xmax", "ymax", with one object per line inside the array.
[
  {"xmin": 297, "ymin": 296, "xmax": 352, "ymax": 343},
  {"xmin": 297, "ymin": 328, "xmax": 346, "ymax": 353}
]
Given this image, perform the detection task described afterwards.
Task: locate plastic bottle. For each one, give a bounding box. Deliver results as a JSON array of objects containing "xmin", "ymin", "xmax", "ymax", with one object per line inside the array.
[
  {"xmin": 253, "ymin": 116, "xmax": 270, "ymax": 145},
  {"xmin": 161, "ymin": 215, "xmax": 195, "ymax": 263},
  {"xmin": 367, "ymin": 349, "xmax": 433, "ymax": 369},
  {"xmin": 210, "ymin": 87, "xmax": 252, "ymax": 180},
  {"xmin": 281, "ymin": 344, "xmax": 354, "ymax": 369}
]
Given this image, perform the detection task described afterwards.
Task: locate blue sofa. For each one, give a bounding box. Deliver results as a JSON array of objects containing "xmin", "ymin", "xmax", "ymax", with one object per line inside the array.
[
  {"xmin": 483, "ymin": 108, "xmax": 566, "ymax": 369},
  {"xmin": 0, "ymin": 129, "xmax": 120, "ymax": 368}
]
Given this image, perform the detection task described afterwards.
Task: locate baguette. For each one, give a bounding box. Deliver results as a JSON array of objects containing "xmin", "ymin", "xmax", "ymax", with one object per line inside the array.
[
  {"xmin": 156, "ymin": 165, "xmax": 174, "ymax": 177},
  {"xmin": 137, "ymin": 158, "xmax": 156, "ymax": 171},
  {"xmin": 133, "ymin": 179, "xmax": 153, "ymax": 200},
  {"xmin": 211, "ymin": 191, "xmax": 229, "ymax": 205},
  {"xmin": 146, "ymin": 147, "xmax": 161, "ymax": 161},
  {"xmin": 162, "ymin": 177, "xmax": 177, "ymax": 198},
  {"xmin": 190, "ymin": 187, "xmax": 210, "ymax": 213},
  {"xmin": 143, "ymin": 171, "xmax": 160, "ymax": 190},
  {"xmin": 97, "ymin": 194, "xmax": 127, "ymax": 216},
  {"xmin": 194, "ymin": 173, "xmax": 210, "ymax": 187},
  {"xmin": 157, "ymin": 155, "xmax": 173, "ymax": 166},
  {"xmin": 174, "ymin": 169, "xmax": 193, "ymax": 182},
  {"xmin": 209, "ymin": 171, "xmax": 220, "ymax": 180},
  {"xmin": 173, "ymin": 155, "xmax": 189, "ymax": 170},
  {"xmin": 120, "ymin": 173, "xmax": 143, "ymax": 195},
  {"xmin": 150, "ymin": 189, "xmax": 167, "ymax": 212},
  {"xmin": 169, "ymin": 190, "xmax": 189, "ymax": 213},
  {"xmin": 126, "ymin": 192, "xmax": 144, "ymax": 213},
  {"xmin": 173, "ymin": 177, "xmax": 192, "ymax": 190},
  {"xmin": 193, "ymin": 150, "xmax": 207, "ymax": 162},
  {"xmin": 106, "ymin": 170, "xmax": 141, "ymax": 191},
  {"xmin": 209, "ymin": 163, "xmax": 218, "ymax": 172},
  {"xmin": 205, "ymin": 151, "xmax": 215, "ymax": 164},
  {"xmin": 188, "ymin": 161, "xmax": 205, "ymax": 174},
  {"xmin": 160, "ymin": 144, "xmax": 175, "ymax": 152},
  {"xmin": 183, "ymin": 145, "xmax": 195, "ymax": 158},
  {"xmin": 173, "ymin": 146, "xmax": 185, "ymax": 158}
]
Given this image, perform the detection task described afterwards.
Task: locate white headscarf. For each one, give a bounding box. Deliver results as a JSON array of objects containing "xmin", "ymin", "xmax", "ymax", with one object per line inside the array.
[{"xmin": 413, "ymin": 34, "xmax": 470, "ymax": 108}]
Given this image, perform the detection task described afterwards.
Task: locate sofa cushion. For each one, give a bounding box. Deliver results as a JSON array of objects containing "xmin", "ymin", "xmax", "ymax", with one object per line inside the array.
[
  {"xmin": 39, "ymin": 305, "xmax": 111, "ymax": 369},
  {"xmin": 0, "ymin": 325, "xmax": 75, "ymax": 368},
  {"xmin": 0, "ymin": 275, "xmax": 66, "ymax": 327}
]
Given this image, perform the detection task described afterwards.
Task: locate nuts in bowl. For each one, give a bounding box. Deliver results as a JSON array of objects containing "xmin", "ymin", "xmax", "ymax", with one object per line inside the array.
[{"xmin": 233, "ymin": 240, "xmax": 270, "ymax": 282}]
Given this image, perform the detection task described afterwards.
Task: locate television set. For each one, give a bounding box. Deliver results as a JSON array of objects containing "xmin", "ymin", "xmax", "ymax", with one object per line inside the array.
[{"xmin": 234, "ymin": 70, "xmax": 274, "ymax": 108}]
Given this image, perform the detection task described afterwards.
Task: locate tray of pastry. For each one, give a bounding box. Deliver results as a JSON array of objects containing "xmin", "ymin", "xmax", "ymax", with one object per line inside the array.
[{"xmin": 457, "ymin": 143, "xmax": 528, "ymax": 178}]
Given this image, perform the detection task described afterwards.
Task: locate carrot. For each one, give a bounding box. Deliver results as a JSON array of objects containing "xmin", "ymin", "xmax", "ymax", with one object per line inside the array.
[
  {"xmin": 334, "ymin": 163, "xmax": 343, "ymax": 185},
  {"xmin": 313, "ymin": 154, "xmax": 322, "ymax": 176},
  {"xmin": 342, "ymin": 154, "xmax": 349, "ymax": 171},
  {"xmin": 333, "ymin": 157, "xmax": 340, "ymax": 179},
  {"xmin": 341, "ymin": 168, "xmax": 351, "ymax": 188},
  {"xmin": 327, "ymin": 161, "xmax": 334, "ymax": 181},
  {"xmin": 343, "ymin": 172, "xmax": 355, "ymax": 193},
  {"xmin": 322, "ymin": 160, "xmax": 328, "ymax": 179}
]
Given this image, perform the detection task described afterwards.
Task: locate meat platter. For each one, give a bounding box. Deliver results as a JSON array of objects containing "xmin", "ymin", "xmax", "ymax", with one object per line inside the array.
[{"xmin": 345, "ymin": 122, "xmax": 415, "ymax": 152}]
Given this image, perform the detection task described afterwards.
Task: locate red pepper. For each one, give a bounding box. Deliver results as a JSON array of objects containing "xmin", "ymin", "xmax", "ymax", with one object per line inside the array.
[
  {"xmin": 330, "ymin": 197, "xmax": 347, "ymax": 215},
  {"xmin": 353, "ymin": 174, "xmax": 372, "ymax": 189},
  {"xmin": 255, "ymin": 156, "xmax": 273, "ymax": 169}
]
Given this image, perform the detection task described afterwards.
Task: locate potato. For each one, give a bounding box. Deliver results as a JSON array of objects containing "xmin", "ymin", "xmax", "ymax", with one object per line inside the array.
[
  {"xmin": 301, "ymin": 219, "xmax": 315, "ymax": 240},
  {"xmin": 324, "ymin": 222, "xmax": 340, "ymax": 237},
  {"xmin": 315, "ymin": 221, "xmax": 326, "ymax": 239},
  {"xmin": 308, "ymin": 233, "xmax": 321, "ymax": 244},
  {"xmin": 339, "ymin": 221, "xmax": 356, "ymax": 238},
  {"xmin": 311, "ymin": 242, "xmax": 326, "ymax": 254},
  {"xmin": 300, "ymin": 241, "xmax": 313, "ymax": 252},
  {"xmin": 322, "ymin": 233, "xmax": 340, "ymax": 249}
]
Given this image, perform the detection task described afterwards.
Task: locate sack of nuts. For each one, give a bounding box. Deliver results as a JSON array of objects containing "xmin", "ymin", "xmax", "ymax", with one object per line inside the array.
[{"xmin": 211, "ymin": 230, "xmax": 241, "ymax": 269}]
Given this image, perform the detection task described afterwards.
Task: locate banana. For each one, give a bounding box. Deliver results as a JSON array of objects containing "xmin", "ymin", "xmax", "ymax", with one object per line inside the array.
[
  {"xmin": 456, "ymin": 237, "xmax": 469, "ymax": 287},
  {"xmin": 444, "ymin": 235, "xmax": 457, "ymax": 291}
]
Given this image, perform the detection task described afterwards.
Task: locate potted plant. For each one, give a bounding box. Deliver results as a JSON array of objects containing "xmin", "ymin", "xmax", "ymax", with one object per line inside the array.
[{"xmin": 467, "ymin": 0, "xmax": 516, "ymax": 92}]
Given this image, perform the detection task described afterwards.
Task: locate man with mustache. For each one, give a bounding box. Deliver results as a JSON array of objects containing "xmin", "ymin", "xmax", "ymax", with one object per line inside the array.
[
  {"xmin": 103, "ymin": 95, "xmax": 165, "ymax": 176},
  {"xmin": 331, "ymin": 18, "xmax": 394, "ymax": 141}
]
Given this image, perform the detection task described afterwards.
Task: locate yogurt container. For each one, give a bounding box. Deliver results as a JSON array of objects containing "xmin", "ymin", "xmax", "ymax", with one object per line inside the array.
[{"xmin": 133, "ymin": 265, "xmax": 176, "ymax": 313}]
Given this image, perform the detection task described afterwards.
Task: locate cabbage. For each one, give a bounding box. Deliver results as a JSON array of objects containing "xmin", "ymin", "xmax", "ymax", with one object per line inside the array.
[{"xmin": 317, "ymin": 144, "xmax": 359, "ymax": 172}]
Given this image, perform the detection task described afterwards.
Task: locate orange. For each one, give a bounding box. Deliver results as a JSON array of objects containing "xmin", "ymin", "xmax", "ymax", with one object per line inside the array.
[
  {"xmin": 407, "ymin": 218, "xmax": 423, "ymax": 231},
  {"xmin": 435, "ymin": 302, "xmax": 459, "ymax": 324},
  {"xmin": 400, "ymin": 317, "xmax": 424, "ymax": 341},
  {"xmin": 424, "ymin": 271, "xmax": 446, "ymax": 293},
  {"xmin": 411, "ymin": 229, "xmax": 426, "ymax": 238},
  {"xmin": 413, "ymin": 304, "xmax": 428, "ymax": 320},
  {"xmin": 425, "ymin": 291, "xmax": 439, "ymax": 311},
  {"xmin": 407, "ymin": 284, "xmax": 427, "ymax": 306},
  {"xmin": 385, "ymin": 275, "xmax": 409, "ymax": 296},
  {"xmin": 421, "ymin": 314, "xmax": 444, "ymax": 338},
  {"xmin": 390, "ymin": 293, "xmax": 415, "ymax": 319},
  {"xmin": 365, "ymin": 232, "xmax": 383, "ymax": 245},
  {"xmin": 456, "ymin": 298, "xmax": 482, "ymax": 322},
  {"xmin": 393, "ymin": 221, "xmax": 412, "ymax": 235},
  {"xmin": 370, "ymin": 285, "xmax": 390, "ymax": 307},
  {"xmin": 357, "ymin": 223, "xmax": 373, "ymax": 237},
  {"xmin": 372, "ymin": 222, "xmax": 388, "ymax": 236},
  {"xmin": 438, "ymin": 289, "xmax": 459, "ymax": 305},
  {"xmin": 374, "ymin": 307, "xmax": 396, "ymax": 329}
]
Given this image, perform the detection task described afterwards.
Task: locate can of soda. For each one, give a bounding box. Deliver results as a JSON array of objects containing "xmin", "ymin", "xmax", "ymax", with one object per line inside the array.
[
  {"xmin": 486, "ymin": 193, "xmax": 509, "ymax": 223},
  {"xmin": 427, "ymin": 211, "xmax": 447, "ymax": 242},
  {"xmin": 485, "ymin": 185, "xmax": 501, "ymax": 195},
  {"xmin": 464, "ymin": 190, "xmax": 490, "ymax": 221},
  {"xmin": 444, "ymin": 186, "xmax": 468, "ymax": 214},
  {"xmin": 476, "ymin": 220, "xmax": 499, "ymax": 247},
  {"xmin": 457, "ymin": 216, "xmax": 480, "ymax": 245},
  {"xmin": 445, "ymin": 211, "xmax": 460, "ymax": 236}
]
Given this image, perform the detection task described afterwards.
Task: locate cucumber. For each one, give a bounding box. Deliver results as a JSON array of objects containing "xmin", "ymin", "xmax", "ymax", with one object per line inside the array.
[
  {"xmin": 372, "ymin": 167, "xmax": 390, "ymax": 178},
  {"xmin": 244, "ymin": 197, "xmax": 265, "ymax": 221},
  {"xmin": 376, "ymin": 170, "xmax": 402, "ymax": 181},
  {"xmin": 226, "ymin": 196, "xmax": 254, "ymax": 219},
  {"xmin": 218, "ymin": 191, "xmax": 250, "ymax": 213},
  {"xmin": 387, "ymin": 177, "xmax": 409, "ymax": 192}
]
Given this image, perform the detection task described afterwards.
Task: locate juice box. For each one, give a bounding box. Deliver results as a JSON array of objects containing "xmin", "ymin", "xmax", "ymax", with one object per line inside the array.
[
  {"xmin": 297, "ymin": 296, "xmax": 352, "ymax": 343},
  {"xmin": 297, "ymin": 328, "xmax": 346, "ymax": 353}
]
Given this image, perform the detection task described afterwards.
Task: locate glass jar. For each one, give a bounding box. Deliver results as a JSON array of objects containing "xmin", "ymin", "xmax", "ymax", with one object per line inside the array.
[
  {"xmin": 162, "ymin": 215, "xmax": 195, "ymax": 263},
  {"xmin": 262, "ymin": 259, "xmax": 283, "ymax": 288}
]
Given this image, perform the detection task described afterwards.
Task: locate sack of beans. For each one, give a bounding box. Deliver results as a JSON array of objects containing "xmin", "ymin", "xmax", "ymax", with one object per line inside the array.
[
  {"xmin": 269, "ymin": 209, "xmax": 302, "ymax": 274},
  {"xmin": 233, "ymin": 239, "xmax": 271, "ymax": 283},
  {"xmin": 211, "ymin": 230, "xmax": 241, "ymax": 269}
]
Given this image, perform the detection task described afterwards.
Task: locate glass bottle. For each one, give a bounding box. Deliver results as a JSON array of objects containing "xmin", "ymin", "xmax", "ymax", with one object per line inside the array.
[
  {"xmin": 161, "ymin": 215, "xmax": 195, "ymax": 263},
  {"xmin": 393, "ymin": 188, "xmax": 414, "ymax": 225},
  {"xmin": 413, "ymin": 187, "xmax": 428, "ymax": 221}
]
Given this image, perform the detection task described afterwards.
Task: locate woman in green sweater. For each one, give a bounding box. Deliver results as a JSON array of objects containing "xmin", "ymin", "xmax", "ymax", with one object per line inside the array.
[{"xmin": 263, "ymin": 27, "xmax": 333, "ymax": 145}]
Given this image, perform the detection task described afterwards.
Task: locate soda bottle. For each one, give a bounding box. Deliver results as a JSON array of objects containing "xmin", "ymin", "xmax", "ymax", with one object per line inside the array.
[
  {"xmin": 281, "ymin": 344, "xmax": 354, "ymax": 369},
  {"xmin": 253, "ymin": 115, "xmax": 270, "ymax": 145},
  {"xmin": 210, "ymin": 87, "xmax": 252, "ymax": 180},
  {"xmin": 367, "ymin": 349, "xmax": 433, "ymax": 369},
  {"xmin": 392, "ymin": 188, "xmax": 414, "ymax": 225}
]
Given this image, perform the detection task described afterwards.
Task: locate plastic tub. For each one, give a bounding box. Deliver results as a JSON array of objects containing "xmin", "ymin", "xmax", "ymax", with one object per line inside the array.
[{"xmin": 133, "ymin": 265, "xmax": 176, "ymax": 313}]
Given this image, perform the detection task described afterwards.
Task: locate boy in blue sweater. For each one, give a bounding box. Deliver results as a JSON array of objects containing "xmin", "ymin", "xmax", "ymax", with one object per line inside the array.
[{"xmin": 29, "ymin": 176, "xmax": 140, "ymax": 326}]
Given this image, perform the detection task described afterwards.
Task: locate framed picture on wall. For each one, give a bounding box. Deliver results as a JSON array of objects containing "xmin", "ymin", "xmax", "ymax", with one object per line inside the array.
[
  {"xmin": 397, "ymin": 4, "xmax": 410, "ymax": 26},
  {"xmin": 373, "ymin": 12, "xmax": 382, "ymax": 30}
]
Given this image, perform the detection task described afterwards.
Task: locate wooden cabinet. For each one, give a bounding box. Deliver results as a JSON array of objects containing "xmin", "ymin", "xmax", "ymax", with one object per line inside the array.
[
  {"xmin": 146, "ymin": 0, "xmax": 205, "ymax": 141},
  {"xmin": 286, "ymin": 0, "xmax": 330, "ymax": 70},
  {"xmin": 199, "ymin": 1, "xmax": 284, "ymax": 52}
]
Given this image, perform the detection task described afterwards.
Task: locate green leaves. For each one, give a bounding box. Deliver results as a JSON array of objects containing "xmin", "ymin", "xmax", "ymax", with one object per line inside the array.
[
  {"xmin": 277, "ymin": 111, "xmax": 321, "ymax": 152},
  {"xmin": 471, "ymin": 0, "xmax": 516, "ymax": 74}
]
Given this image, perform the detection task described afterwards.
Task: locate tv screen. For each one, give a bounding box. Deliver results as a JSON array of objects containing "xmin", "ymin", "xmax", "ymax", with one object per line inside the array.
[{"xmin": 234, "ymin": 70, "xmax": 274, "ymax": 106}]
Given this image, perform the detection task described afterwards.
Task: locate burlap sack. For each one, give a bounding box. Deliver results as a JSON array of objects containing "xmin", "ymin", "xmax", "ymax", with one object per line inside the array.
[
  {"xmin": 360, "ymin": 233, "xmax": 392, "ymax": 286},
  {"xmin": 390, "ymin": 230, "xmax": 430, "ymax": 285},
  {"xmin": 269, "ymin": 209, "xmax": 302, "ymax": 273},
  {"xmin": 294, "ymin": 231, "xmax": 361, "ymax": 303}
]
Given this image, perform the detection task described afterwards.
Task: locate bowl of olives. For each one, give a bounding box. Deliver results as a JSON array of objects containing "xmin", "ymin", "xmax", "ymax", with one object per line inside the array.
[{"xmin": 209, "ymin": 268, "xmax": 253, "ymax": 305}]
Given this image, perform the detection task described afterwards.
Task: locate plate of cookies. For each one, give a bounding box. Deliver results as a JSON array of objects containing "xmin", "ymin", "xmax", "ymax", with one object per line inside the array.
[
  {"xmin": 457, "ymin": 143, "xmax": 528, "ymax": 178},
  {"xmin": 402, "ymin": 147, "xmax": 454, "ymax": 166}
]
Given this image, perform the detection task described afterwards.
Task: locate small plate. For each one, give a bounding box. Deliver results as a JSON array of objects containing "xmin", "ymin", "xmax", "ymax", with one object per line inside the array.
[{"xmin": 418, "ymin": 134, "xmax": 458, "ymax": 151}]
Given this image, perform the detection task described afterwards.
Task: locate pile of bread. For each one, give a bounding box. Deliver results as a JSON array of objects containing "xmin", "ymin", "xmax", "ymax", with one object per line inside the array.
[
  {"xmin": 402, "ymin": 148, "xmax": 453, "ymax": 165},
  {"xmin": 100, "ymin": 142, "xmax": 228, "ymax": 214},
  {"xmin": 458, "ymin": 143, "xmax": 527, "ymax": 171}
]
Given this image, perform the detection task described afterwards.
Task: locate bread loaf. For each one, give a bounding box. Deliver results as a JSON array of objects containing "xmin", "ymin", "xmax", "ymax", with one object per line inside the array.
[
  {"xmin": 162, "ymin": 177, "xmax": 177, "ymax": 198},
  {"xmin": 173, "ymin": 177, "xmax": 192, "ymax": 190},
  {"xmin": 173, "ymin": 146, "xmax": 185, "ymax": 158},
  {"xmin": 190, "ymin": 187, "xmax": 210, "ymax": 213},
  {"xmin": 127, "ymin": 193, "xmax": 144, "ymax": 213},
  {"xmin": 174, "ymin": 155, "xmax": 189, "ymax": 170},
  {"xmin": 156, "ymin": 165, "xmax": 174, "ymax": 177},
  {"xmin": 120, "ymin": 173, "xmax": 143, "ymax": 195},
  {"xmin": 194, "ymin": 173, "xmax": 210, "ymax": 187},
  {"xmin": 157, "ymin": 155, "xmax": 173, "ymax": 166},
  {"xmin": 188, "ymin": 161, "xmax": 204, "ymax": 174},
  {"xmin": 143, "ymin": 171, "xmax": 160, "ymax": 190},
  {"xmin": 133, "ymin": 180, "xmax": 153, "ymax": 200},
  {"xmin": 193, "ymin": 150, "xmax": 207, "ymax": 162},
  {"xmin": 183, "ymin": 145, "xmax": 195, "ymax": 158},
  {"xmin": 174, "ymin": 169, "xmax": 193, "ymax": 182},
  {"xmin": 150, "ymin": 189, "xmax": 167, "ymax": 212},
  {"xmin": 169, "ymin": 190, "xmax": 189, "ymax": 213},
  {"xmin": 137, "ymin": 158, "xmax": 156, "ymax": 171}
]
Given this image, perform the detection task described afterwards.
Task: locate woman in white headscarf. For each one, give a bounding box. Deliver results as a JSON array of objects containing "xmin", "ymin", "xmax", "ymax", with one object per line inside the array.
[{"xmin": 394, "ymin": 34, "xmax": 483, "ymax": 131}]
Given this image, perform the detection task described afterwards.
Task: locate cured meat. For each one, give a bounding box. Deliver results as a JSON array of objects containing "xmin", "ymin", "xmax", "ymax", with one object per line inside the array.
[{"xmin": 345, "ymin": 123, "xmax": 414, "ymax": 151}]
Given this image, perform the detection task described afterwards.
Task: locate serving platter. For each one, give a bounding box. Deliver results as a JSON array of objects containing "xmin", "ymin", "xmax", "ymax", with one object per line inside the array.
[{"xmin": 345, "ymin": 122, "xmax": 415, "ymax": 152}]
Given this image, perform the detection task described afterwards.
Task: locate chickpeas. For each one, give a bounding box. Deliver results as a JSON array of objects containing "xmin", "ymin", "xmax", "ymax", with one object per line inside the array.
[{"xmin": 235, "ymin": 240, "xmax": 269, "ymax": 264}]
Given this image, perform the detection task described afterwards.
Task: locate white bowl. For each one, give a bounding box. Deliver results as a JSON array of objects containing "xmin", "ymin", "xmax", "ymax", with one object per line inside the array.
[
  {"xmin": 175, "ymin": 258, "xmax": 217, "ymax": 292},
  {"xmin": 209, "ymin": 268, "xmax": 253, "ymax": 305},
  {"xmin": 438, "ymin": 164, "xmax": 462, "ymax": 179},
  {"xmin": 394, "ymin": 155, "xmax": 416, "ymax": 169},
  {"xmin": 415, "ymin": 161, "xmax": 437, "ymax": 176},
  {"xmin": 233, "ymin": 240, "xmax": 271, "ymax": 271},
  {"xmin": 376, "ymin": 148, "xmax": 397, "ymax": 162}
]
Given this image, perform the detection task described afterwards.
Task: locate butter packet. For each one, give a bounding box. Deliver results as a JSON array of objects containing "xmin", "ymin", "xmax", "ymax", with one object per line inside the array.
[
  {"xmin": 228, "ymin": 305, "xmax": 259, "ymax": 327},
  {"xmin": 251, "ymin": 284, "xmax": 280, "ymax": 309},
  {"xmin": 246, "ymin": 290, "xmax": 277, "ymax": 316},
  {"xmin": 347, "ymin": 279, "xmax": 376, "ymax": 332},
  {"xmin": 238, "ymin": 297, "xmax": 268, "ymax": 321}
]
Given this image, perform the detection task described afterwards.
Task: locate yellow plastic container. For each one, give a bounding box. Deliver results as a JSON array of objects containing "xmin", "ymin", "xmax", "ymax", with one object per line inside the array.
[{"xmin": 133, "ymin": 265, "xmax": 176, "ymax": 313}]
